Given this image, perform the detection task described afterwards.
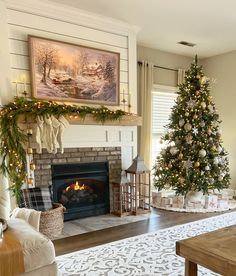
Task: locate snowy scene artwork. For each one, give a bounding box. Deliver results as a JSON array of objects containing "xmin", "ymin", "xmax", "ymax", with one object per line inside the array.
[{"xmin": 29, "ymin": 36, "xmax": 120, "ymax": 105}]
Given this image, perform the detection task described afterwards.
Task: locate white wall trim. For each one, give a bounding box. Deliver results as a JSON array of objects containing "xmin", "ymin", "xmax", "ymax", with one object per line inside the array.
[{"xmin": 4, "ymin": 0, "xmax": 140, "ymax": 36}]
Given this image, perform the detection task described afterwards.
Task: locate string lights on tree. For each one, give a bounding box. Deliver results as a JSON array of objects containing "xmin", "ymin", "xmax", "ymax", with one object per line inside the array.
[{"xmin": 153, "ymin": 56, "xmax": 230, "ymax": 197}]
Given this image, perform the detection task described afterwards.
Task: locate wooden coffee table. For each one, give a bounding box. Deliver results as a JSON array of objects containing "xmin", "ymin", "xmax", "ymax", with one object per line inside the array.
[{"xmin": 176, "ymin": 224, "xmax": 236, "ymax": 276}]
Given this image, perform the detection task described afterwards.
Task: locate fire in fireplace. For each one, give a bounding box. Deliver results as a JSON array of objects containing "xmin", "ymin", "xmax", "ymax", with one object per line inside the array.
[{"xmin": 51, "ymin": 162, "xmax": 109, "ymax": 221}]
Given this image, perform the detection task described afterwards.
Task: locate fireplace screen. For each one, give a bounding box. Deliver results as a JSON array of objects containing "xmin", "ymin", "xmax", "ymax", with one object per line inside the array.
[{"xmin": 52, "ymin": 162, "xmax": 109, "ymax": 221}]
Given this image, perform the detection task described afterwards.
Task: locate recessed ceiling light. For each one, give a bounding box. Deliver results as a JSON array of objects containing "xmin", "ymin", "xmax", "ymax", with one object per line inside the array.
[{"xmin": 177, "ymin": 41, "xmax": 196, "ymax": 47}]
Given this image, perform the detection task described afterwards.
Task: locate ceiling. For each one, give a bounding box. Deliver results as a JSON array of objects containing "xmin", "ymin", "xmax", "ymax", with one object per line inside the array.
[{"xmin": 48, "ymin": 0, "xmax": 236, "ymax": 58}]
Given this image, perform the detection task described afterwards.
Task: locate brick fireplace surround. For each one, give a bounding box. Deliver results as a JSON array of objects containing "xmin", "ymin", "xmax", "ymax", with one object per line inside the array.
[{"xmin": 33, "ymin": 147, "xmax": 122, "ymax": 212}]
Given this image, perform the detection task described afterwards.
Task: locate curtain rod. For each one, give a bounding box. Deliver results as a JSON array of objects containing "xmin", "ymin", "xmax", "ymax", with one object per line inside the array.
[{"xmin": 137, "ymin": 61, "xmax": 178, "ymax": 72}]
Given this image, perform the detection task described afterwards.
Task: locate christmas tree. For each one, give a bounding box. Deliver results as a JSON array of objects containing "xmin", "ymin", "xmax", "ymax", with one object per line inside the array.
[{"xmin": 153, "ymin": 56, "xmax": 230, "ymax": 196}]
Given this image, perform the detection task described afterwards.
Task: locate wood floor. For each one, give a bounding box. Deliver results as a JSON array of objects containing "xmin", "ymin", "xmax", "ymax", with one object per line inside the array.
[{"xmin": 53, "ymin": 208, "xmax": 230, "ymax": 256}]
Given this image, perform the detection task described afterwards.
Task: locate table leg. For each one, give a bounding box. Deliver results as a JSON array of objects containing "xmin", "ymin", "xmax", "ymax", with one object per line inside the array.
[{"xmin": 185, "ymin": 259, "xmax": 197, "ymax": 276}]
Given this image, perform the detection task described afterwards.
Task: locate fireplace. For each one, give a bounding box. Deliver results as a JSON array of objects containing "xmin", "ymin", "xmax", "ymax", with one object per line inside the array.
[{"xmin": 51, "ymin": 161, "xmax": 110, "ymax": 221}]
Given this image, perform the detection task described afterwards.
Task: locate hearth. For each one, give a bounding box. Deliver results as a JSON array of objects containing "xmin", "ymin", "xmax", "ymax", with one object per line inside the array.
[{"xmin": 52, "ymin": 161, "xmax": 110, "ymax": 221}]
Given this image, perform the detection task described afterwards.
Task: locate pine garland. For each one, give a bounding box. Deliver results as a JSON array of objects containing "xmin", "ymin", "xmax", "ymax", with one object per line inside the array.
[{"xmin": 0, "ymin": 97, "xmax": 127, "ymax": 202}]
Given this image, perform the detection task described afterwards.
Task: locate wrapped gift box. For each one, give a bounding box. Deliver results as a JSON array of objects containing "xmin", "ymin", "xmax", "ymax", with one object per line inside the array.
[
  {"xmin": 172, "ymin": 195, "xmax": 184, "ymax": 208},
  {"xmin": 152, "ymin": 191, "xmax": 162, "ymax": 206},
  {"xmin": 218, "ymin": 199, "xmax": 229, "ymax": 209},
  {"xmin": 186, "ymin": 201, "xmax": 203, "ymax": 209},
  {"xmin": 217, "ymin": 194, "xmax": 229, "ymax": 200},
  {"xmin": 205, "ymin": 195, "xmax": 218, "ymax": 209},
  {"xmin": 161, "ymin": 197, "xmax": 172, "ymax": 208}
]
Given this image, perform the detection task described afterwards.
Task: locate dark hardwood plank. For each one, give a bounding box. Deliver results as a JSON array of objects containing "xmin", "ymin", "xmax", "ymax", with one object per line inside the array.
[{"xmin": 53, "ymin": 208, "xmax": 231, "ymax": 256}]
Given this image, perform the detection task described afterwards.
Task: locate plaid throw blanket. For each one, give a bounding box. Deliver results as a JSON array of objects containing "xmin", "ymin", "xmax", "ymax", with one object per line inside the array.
[{"xmin": 20, "ymin": 187, "xmax": 53, "ymax": 211}]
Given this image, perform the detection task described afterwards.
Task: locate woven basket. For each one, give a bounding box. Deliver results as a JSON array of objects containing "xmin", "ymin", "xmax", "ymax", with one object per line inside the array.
[{"xmin": 39, "ymin": 203, "xmax": 65, "ymax": 239}]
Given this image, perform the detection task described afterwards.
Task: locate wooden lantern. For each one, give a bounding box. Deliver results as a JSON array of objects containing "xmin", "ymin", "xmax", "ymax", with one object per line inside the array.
[
  {"xmin": 125, "ymin": 156, "xmax": 151, "ymax": 215},
  {"xmin": 112, "ymin": 171, "xmax": 133, "ymax": 217}
]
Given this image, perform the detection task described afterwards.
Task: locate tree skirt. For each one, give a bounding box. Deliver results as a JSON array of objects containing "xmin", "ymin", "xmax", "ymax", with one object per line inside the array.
[
  {"xmin": 56, "ymin": 211, "xmax": 236, "ymax": 276},
  {"xmin": 152, "ymin": 203, "xmax": 236, "ymax": 213}
]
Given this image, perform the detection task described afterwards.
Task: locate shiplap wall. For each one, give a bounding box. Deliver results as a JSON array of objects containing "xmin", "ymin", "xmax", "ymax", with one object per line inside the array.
[
  {"xmin": 0, "ymin": 0, "xmax": 138, "ymax": 218},
  {"xmin": 7, "ymin": 8, "xmax": 131, "ymax": 109}
]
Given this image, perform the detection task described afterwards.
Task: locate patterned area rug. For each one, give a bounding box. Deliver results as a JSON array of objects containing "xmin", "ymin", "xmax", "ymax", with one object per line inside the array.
[{"xmin": 56, "ymin": 212, "xmax": 236, "ymax": 276}]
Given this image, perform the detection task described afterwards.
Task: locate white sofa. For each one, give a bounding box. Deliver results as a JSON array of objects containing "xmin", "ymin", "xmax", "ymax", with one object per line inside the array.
[{"xmin": 7, "ymin": 219, "xmax": 58, "ymax": 276}]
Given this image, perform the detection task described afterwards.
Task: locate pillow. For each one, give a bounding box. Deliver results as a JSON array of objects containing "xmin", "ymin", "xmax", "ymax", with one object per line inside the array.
[{"xmin": 19, "ymin": 187, "xmax": 53, "ymax": 211}]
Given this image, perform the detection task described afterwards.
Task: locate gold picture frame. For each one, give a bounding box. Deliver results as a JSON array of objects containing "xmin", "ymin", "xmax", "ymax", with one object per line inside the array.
[{"xmin": 29, "ymin": 36, "xmax": 120, "ymax": 105}]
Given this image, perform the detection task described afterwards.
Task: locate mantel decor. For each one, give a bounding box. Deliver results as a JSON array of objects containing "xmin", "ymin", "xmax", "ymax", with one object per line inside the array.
[{"xmin": 0, "ymin": 96, "xmax": 127, "ymax": 203}]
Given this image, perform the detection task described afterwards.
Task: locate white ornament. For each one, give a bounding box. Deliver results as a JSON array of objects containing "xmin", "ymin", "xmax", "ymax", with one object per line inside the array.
[
  {"xmin": 187, "ymin": 98, "xmax": 196, "ymax": 109},
  {"xmin": 185, "ymin": 112, "xmax": 189, "ymax": 117},
  {"xmin": 179, "ymin": 119, "xmax": 185, "ymax": 127},
  {"xmin": 205, "ymin": 165, "xmax": 210, "ymax": 171},
  {"xmin": 209, "ymin": 178, "xmax": 215, "ymax": 184},
  {"xmin": 184, "ymin": 159, "xmax": 193, "ymax": 169},
  {"xmin": 170, "ymin": 147, "xmax": 178, "ymax": 155},
  {"xmin": 213, "ymin": 157, "xmax": 219, "ymax": 165},
  {"xmin": 201, "ymin": 102, "xmax": 207, "ymax": 109},
  {"xmin": 217, "ymin": 146, "xmax": 222, "ymax": 153},
  {"xmin": 200, "ymin": 121, "xmax": 205, "ymax": 128},
  {"xmin": 184, "ymin": 123, "xmax": 192, "ymax": 132},
  {"xmin": 192, "ymin": 128, "xmax": 198, "ymax": 135},
  {"xmin": 208, "ymin": 105, "xmax": 214, "ymax": 113},
  {"xmin": 218, "ymin": 175, "xmax": 223, "ymax": 181},
  {"xmin": 199, "ymin": 149, "xmax": 206, "ymax": 157},
  {"xmin": 218, "ymin": 157, "xmax": 225, "ymax": 165}
]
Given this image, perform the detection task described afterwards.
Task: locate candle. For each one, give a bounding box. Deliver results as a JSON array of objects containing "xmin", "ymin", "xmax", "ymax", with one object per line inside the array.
[
  {"xmin": 128, "ymin": 91, "xmax": 132, "ymax": 113},
  {"xmin": 15, "ymin": 79, "xmax": 19, "ymax": 97},
  {"xmin": 128, "ymin": 91, "xmax": 131, "ymax": 105},
  {"xmin": 22, "ymin": 75, "xmax": 26, "ymax": 92}
]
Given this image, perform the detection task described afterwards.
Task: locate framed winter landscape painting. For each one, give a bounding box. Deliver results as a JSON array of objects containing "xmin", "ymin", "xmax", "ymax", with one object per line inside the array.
[{"xmin": 28, "ymin": 36, "xmax": 120, "ymax": 105}]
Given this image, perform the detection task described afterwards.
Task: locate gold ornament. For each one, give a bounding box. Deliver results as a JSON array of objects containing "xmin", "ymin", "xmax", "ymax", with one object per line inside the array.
[
  {"xmin": 211, "ymin": 145, "xmax": 216, "ymax": 151},
  {"xmin": 208, "ymin": 95, "xmax": 213, "ymax": 101},
  {"xmin": 168, "ymin": 163, "xmax": 172, "ymax": 169},
  {"xmin": 193, "ymin": 114, "xmax": 198, "ymax": 119},
  {"xmin": 196, "ymin": 90, "xmax": 200, "ymax": 95},
  {"xmin": 194, "ymin": 161, "xmax": 200, "ymax": 168},
  {"xmin": 27, "ymin": 177, "xmax": 34, "ymax": 185},
  {"xmin": 30, "ymin": 162, "xmax": 36, "ymax": 171},
  {"xmin": 178, "ymin": 153, "xmax": 183, "ymax": 159},
  {"xmin": 207, "ymin": 128, "xmax": 212, "ymax": 135}
]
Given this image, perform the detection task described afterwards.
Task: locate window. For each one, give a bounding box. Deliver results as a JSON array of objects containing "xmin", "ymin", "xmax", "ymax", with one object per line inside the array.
[{"xmin": 152, "ymin": 85, "xmax": 177, "ymax": 166}]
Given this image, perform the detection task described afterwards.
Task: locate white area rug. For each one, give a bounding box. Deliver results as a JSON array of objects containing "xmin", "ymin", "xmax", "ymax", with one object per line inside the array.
[{"xmin": 56, "ymin": 212, "xmax": 236, "ymax": 276}]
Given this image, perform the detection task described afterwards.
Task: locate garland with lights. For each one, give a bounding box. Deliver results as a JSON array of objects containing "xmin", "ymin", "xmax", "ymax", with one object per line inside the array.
[
  {"xmin": 153, "ymin": 56, "xmax": 230, "ymax": 196},
  {"xmin": 0, "ymin": 97, "xmax": 127, "ymax": 202}
]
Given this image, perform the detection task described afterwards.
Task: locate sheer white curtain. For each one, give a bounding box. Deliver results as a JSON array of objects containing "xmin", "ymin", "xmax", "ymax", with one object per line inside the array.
[
  {"xmin": 139, "ymin": 61, "xmax": 154, "ymax": 169},
  {"xmin": 178, "ymin": 69, "xmax": 186, "ymax": 85}
]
